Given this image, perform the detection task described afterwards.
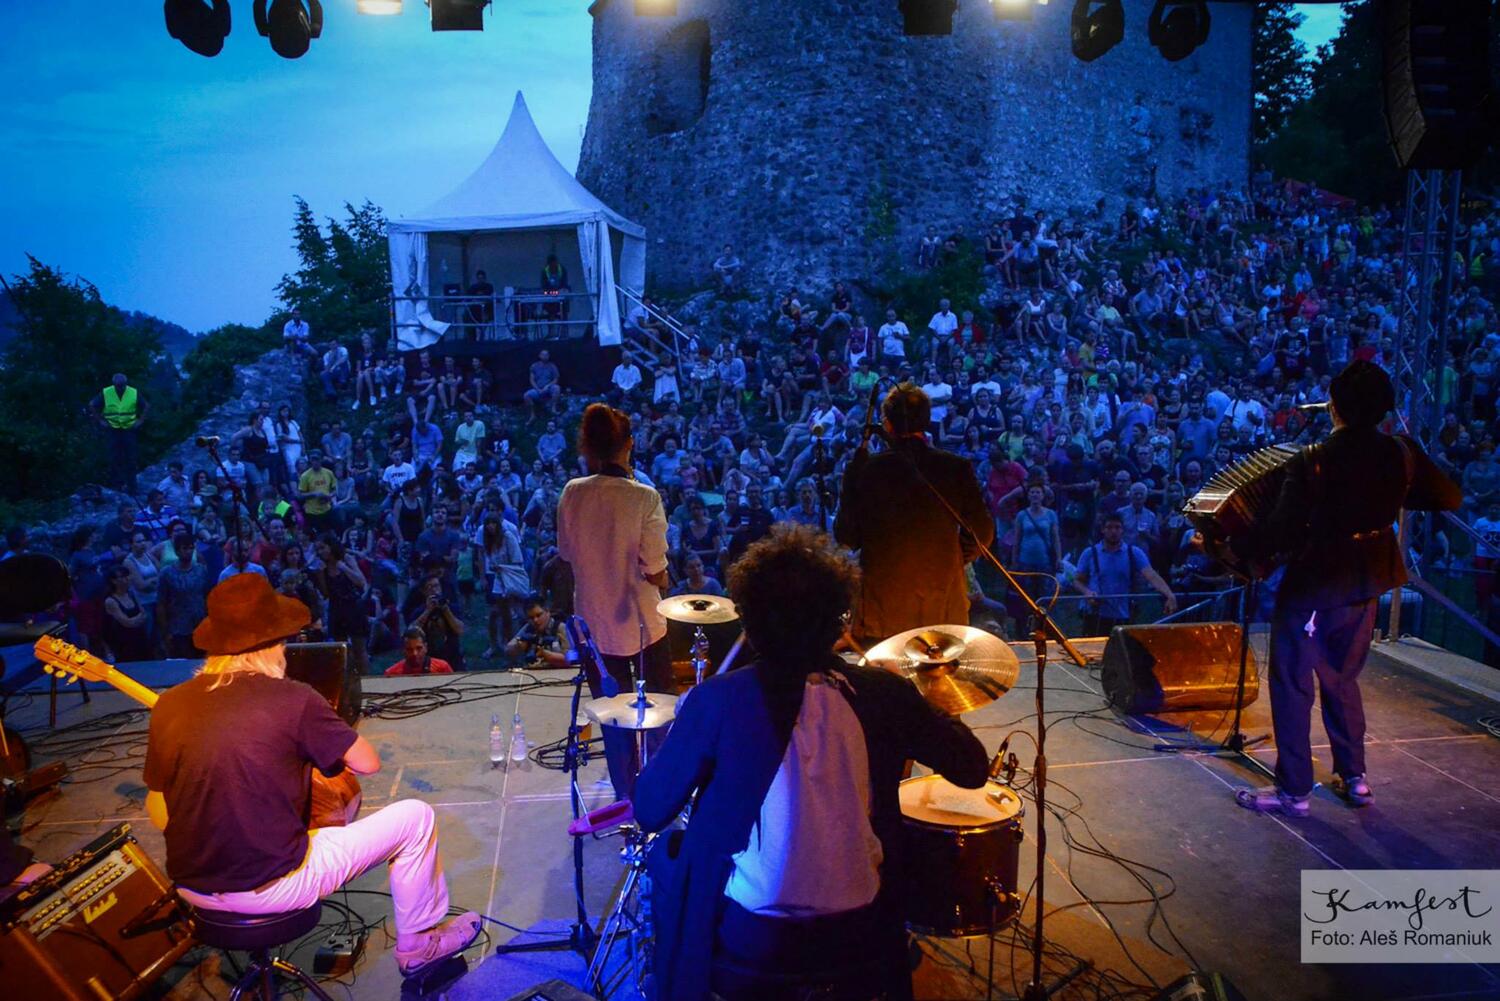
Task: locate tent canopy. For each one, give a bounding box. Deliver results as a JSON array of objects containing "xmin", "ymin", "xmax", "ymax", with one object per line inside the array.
[
  {"xmin": 388, "ymin": 92, "xmax": 645, "ymax": 350},
  {"xmin": 389, "ymin": 91, "xmax": 645, "ymax": 239}
]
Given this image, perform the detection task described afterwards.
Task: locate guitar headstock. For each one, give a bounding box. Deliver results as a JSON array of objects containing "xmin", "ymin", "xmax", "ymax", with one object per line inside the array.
[{"xmin": 33, "ymin": 636, "xmax": 114, "ymax": 686}]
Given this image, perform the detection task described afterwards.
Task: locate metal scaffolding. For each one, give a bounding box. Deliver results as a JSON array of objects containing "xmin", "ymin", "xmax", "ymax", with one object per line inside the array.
[{"xmin": 1388, "ymin": 168, "xmax": 1463, "ymax": 638}]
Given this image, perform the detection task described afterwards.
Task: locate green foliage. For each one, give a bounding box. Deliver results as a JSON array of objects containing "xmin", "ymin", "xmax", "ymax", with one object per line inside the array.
[
  {"xmin": 861, "ymin": 245, "xmax": 987, "ymax": 323},
  {"xmin": 276, "ymin": 198, "xmax": 391, "ymax": 344},
  {"xmin": 1252, "ymin": 3, "xmax": 1310, "ymax": 144},
  {"xmin": 1259, "ymin": 2, "xmax": 1398, "ymax": 203},
  {"xmin": 0, "ymin": 258, "xmax": 160, "ymax": 506}
]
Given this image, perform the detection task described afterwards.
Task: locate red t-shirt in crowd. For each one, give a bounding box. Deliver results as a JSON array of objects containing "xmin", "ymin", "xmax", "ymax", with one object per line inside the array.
[{"xmin": 384, "ymin": 657, "xmax": 454, "ymax": 677}]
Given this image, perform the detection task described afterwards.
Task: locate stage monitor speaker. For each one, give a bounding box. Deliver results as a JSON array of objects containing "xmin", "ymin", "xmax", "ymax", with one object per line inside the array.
[
  {"xmin": 1100, "ymin": 622, "xmax": 1258, "ymax": 715},
  {"xmin": 1380, "ymin": 0, "xmax": 1494, "ymax": 170},
  {"xmin": 1151, "ymin": 970, "xmax": 1247, "ymax": 1001},
  {"xmin": 286, "ymin": 641, "xmax": 361, "ymax": 725},
  {"xmin": 431, "ymin": 0, "xmax": 485, "ymax": 31},
  {"xmin": 504, "ymin": 979, "xmax": 600, "ymax": 1001}
]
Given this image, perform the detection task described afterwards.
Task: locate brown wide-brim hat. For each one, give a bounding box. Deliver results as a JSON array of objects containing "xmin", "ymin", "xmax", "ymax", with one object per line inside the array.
[{"xmin": 193, "ymin": 572, "xmax": 311, "ymax": 656}]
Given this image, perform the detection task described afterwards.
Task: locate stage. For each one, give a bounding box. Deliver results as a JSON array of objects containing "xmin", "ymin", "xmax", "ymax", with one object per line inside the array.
[{"xmin": 7, "ymin": 634, "xmax": 1500, "ymax": 1001}]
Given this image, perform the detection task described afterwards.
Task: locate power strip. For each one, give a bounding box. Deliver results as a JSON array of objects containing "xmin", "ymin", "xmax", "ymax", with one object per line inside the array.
[{"xmin": 313, "ymin": 930, "xmax": 366, "ymax": 977}]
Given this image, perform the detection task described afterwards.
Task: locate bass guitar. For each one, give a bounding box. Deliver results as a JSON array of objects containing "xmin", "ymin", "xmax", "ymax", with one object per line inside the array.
[{"xmin": 32, "ymin": 636, "xmax": 361, "ymax": 828}]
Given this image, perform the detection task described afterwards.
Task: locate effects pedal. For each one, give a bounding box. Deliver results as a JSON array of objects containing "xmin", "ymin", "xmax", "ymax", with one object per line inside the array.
[
  {"xmin": 313, "ymin": 930, "xmax": 365, "ymax": 977},
  {"xmin": 400, "ymin": 953, "xmax": 468, "ymax": 999}
]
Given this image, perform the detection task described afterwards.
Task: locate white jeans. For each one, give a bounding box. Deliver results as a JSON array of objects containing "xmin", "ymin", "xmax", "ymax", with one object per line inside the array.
[{"xmin": 178, "ymin": 799, "xmax": 449, "ymax": 937}]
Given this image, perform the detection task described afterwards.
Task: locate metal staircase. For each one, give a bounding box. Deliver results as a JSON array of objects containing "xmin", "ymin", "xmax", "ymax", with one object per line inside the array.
[{"xmin": 616, "ymin": 285, "xmax": 688, "ymax": 383}]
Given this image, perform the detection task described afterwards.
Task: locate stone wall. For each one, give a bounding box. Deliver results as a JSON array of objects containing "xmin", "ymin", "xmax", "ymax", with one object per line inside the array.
[{"xmin": 579, "ymin": 0, "xmax": 1251, "ymax": 297}]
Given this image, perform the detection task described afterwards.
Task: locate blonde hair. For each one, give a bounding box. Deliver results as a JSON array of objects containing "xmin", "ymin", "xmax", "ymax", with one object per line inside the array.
[{"xmin": 198, "ymin": 643, "xmax": 288, "ymax": 690}]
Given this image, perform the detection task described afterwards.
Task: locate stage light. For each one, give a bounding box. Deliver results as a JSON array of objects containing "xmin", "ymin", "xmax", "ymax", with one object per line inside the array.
[
  {"xmin": 1148, "ymin": 0, "xmax": 1209, "ymax": 62},
  {"xmin": 430, "ymin": 0, "xmax": 487, "ymax": 31},
  {"xmin": 990, "ymin": 0, "xmax": 1035, "ymax": 23},
  {"xmin": 357, "ymin": 0, "xmax": 402, "ymax": 13},
  {"xmin": 253, "ymin": 0, "xmax": 323, "ymax": 59},
  {"xmin": 901, "ymin": 0, "xmax": 959, "ymax": 35},
  {"xmin": 633, "ymin": 0, "xmax": 678, "ymax": 14},
  {"xmin": 1070, "ymin": 0, "xmax": 1123, "ymax": 61},
  {"xmin": 164, "ymin": 0, "xmax": 231, "ymax": 58}
]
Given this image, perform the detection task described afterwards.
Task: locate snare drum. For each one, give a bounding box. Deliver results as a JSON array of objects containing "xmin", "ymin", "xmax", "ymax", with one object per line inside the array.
[{"xmin": 897, "ymin": 774, "xmax": 1024, "ymax": 937}]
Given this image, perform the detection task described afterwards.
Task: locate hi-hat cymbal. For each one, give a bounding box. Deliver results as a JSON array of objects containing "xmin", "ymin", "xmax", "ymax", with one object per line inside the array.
[
  {"xmin": 657, "ymin": 594, "xmax": 738, "ymax": 625},
  {"xmin": 584, "ymin": 691, "xmax": 680, "ymax": 731},
  {"xmin": 862, "ymin": 625, "xmax": 1019, "ymax": 715}
]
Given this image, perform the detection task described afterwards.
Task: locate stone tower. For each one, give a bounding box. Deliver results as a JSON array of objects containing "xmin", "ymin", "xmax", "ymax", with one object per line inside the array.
[{"xmin": 579, "ymin": 0, "xmax": 1252, "ymax": 298}]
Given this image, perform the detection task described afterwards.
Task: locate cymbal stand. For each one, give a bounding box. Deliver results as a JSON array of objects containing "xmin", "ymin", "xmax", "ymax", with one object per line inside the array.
[
  {"xmin": 1022, "ymin": 628, "xmax": 1092, "ymax": 1000},
  {"xmin": 689, "ymin": 627, "xmax": 710, "ymax": 689},
  {"xmin": 585, "ymin": 824, "xmax": 656, "ymax": 999}
]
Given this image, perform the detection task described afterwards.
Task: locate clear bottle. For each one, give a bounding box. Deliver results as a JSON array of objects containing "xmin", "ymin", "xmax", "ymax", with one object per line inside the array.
[
  {"xmin": 489, "ymin": 714, "xmax": 505, "ymax": 768},
  {"xmin": 509, "ymin": 711, "xmax": 528, "ymax": 763}
]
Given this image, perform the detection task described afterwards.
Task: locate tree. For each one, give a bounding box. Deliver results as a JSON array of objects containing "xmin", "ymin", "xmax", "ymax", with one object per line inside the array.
[
  {"xmin": 1260, "ymin": 1, "xmax": 1398, "ymax": 202},
  {"xmin": 276, "ymin": 197, "xmax": 391, "ymax": 346},
  {"xmin": 0, "ymin": 259, "xmax": 160, "ymax": 505},
  {"xmin": 1252, "ymin": 3, "xmax": 1310, "ymax": 144}
]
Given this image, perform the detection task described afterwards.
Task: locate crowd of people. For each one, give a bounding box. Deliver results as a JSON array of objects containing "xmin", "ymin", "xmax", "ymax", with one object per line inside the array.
[{"xmin": 13, "ymin": 171, "xmax": 1500, "ymax": 669}]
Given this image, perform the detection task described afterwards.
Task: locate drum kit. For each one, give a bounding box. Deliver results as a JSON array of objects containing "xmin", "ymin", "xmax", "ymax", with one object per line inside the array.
[{"xmin": 573, "ymin": 598, "xmax": 1033, "ymax": 998}]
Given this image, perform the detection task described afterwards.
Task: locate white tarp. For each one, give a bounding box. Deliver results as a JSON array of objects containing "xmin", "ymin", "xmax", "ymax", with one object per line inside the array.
[
  {"xmin": 386, "ymin": 92, "xmax": 644, "ymax": 351},
  {"xmin": 389, "ymin": 229, "xmax": 449, "ymax": 351}
]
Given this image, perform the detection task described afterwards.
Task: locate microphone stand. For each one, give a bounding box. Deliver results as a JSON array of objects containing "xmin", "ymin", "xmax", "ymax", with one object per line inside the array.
[{"xmin": 496, "ymin": 616, "xmax": 598, "ymax": 957}]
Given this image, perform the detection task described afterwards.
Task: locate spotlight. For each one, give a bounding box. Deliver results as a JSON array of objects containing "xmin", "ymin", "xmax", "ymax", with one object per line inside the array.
[
  {"xmin": 1071, "ymin": 0, "xmax": 1123, "ymax": 61},
  {"xmin": 1148, "ymin": 0, "xmax": 1209, "ymax": 62},
  {"xmin": 633, "ymin": 0, "xmax": 678, "ymax": 13},
  {"xmin": 253, "ymin": 0, "xmax": 323, "ymax": 58},
  {"xmin": 164, "ymin": 0, "xmax": 231, "ymax": 58},
  {"xmin": 991, "ymin": 0, "xmax": 1035, "ymax": 23},
  {"xmin": 901, "ymin": 0, "xmax": 959, "ymax": 35},
  {"xmin": 357, "ymin": 0, "xmax": 402, "ymax": 13},
  {"xmin": 430, "ymin": 0, "xmax": 487, "ymax": 31}
]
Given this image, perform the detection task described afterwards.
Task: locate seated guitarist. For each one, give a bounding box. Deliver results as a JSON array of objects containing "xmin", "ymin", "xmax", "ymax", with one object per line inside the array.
[{"xmin": 143, "ymin": 574, "xmax": 479, "ymax": 977}]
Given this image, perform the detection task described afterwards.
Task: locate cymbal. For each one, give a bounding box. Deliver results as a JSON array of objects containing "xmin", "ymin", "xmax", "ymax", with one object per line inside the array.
[
  {"xmin": 862, "ymin": 625, "xmax": 1019, "ymax": 715},
  {"xmin": 657, "ymin": 594, "xmax": 738, "ymax": 625},
  {"xmin": 584, "ymin": 691, "xmax": 680, "ymax": 731}
]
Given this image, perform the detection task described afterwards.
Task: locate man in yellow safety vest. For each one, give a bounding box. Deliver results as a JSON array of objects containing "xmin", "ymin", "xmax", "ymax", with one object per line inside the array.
[{"xmin": 90, "ymin": 372, "xmax": 148, "ymax": 494}]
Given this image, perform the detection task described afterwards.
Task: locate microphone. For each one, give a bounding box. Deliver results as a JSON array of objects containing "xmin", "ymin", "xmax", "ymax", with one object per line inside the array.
[
  {"xmin": 987, "ymin": 735, "xmax": 1012, "ymax": 781},
  {"xmin": 575, "ymin": 616, "xmax": 616, "ymax": 696},
  {"xmin": 858, "ymin": 380, "xmax": 882, "ymax": 454},
  {"xmin": 195, "ymin": 435, "xmax": 221, "ymax": 448},
  {"xmin": 1296, "ymin": 402, "xmax": 1329, "ymax": 413},
  {"xmin": 563, "ymin": 616, "xmax": 584, "ymax": 668}
]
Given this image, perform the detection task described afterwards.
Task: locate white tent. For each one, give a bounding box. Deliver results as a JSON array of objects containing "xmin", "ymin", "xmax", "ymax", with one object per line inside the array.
[{"xmin": 387, "ymin": 91, "xmax": 646, "ymax": 352}]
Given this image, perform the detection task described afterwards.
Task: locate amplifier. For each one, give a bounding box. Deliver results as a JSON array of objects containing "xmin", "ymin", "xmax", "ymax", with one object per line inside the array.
[
  {"xmin": 1100, "ymin": 622, "xmax": 1259, "ymax": 715},
  {"xmin": 0, "ymin": 823, "xmax": 194, "ymax": 1001},
  {"xmin": 287, "ymin": 641, "xmax": 361, "ymax": 724}
]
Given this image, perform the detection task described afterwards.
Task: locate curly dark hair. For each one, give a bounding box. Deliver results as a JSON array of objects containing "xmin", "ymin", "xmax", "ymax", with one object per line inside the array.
[{"xmin": 726, "ymin": 523, "xmax": 859, "ymax": 671}]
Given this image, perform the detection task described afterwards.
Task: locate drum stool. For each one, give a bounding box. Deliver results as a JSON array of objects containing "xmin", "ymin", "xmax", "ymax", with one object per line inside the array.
[{"xmin": 187, "ymin": 900, "xmax": 334, "ymax": 1001}]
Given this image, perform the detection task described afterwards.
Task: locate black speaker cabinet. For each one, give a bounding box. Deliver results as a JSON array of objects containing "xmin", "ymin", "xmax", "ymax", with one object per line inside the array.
[
  {"xmin": 1380, "ymin": 0, "xmax": 1494, "ymax": 170},
  {"xmin": 1100, "ymin": 622, "xmax": 1258, "ymax": 715}
]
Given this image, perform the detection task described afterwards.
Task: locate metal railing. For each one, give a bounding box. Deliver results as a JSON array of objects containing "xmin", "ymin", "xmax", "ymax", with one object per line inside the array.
[
  {"xmin": 616, "ymin": 285, "xmax": 688, "ymax": 384},
  {"xmin": 390, "ymin": 289, "xmax": 598, "ymax": 344}
]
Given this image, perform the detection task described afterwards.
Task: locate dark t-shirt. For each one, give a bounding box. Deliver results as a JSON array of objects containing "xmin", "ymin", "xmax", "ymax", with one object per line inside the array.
[{"xmin": 143, "ymin": 673, "xmax": 357, "ymax": 893}]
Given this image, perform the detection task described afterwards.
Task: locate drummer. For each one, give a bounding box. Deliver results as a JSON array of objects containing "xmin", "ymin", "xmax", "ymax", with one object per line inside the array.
[{"xmin": 633, "ymin": 524, "xmax": 989, "ymax": 1001}]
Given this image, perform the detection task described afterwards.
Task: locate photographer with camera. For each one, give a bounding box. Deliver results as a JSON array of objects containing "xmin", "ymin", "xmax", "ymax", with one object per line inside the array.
[{"xmin": 402, "ymin": 573, "xmax": 465, "ymax": 670}]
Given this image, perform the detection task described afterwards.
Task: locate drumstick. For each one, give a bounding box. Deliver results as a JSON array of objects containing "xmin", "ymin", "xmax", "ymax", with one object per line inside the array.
[{"xmin": 715, "ymin": 632, "xmax": 746, "ymax": 675}]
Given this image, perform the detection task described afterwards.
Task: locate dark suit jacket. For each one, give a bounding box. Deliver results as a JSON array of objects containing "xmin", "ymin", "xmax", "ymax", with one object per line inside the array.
[
  {"xmin": 633, "ymin": 660, "xmax": 988, "ymax": 1001},
  {"xmin": 834, "ymin": 439, "xmax": 995, "ymax": 640},
  {"xmin": 1252, "ymin": 428, "xmax": 1461, "ymax": 610}
]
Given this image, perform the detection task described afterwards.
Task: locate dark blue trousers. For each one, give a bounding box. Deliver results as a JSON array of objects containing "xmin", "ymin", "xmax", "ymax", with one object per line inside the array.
[{"xmin": 1268, "ymin": 598, "xmax": 1377, "ymax": 797}]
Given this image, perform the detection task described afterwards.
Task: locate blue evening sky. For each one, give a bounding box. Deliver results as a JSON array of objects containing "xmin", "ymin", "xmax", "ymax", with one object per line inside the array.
[{"xmin": 0, "ymin": 2, "xmax": 1348, "ymax": 334}]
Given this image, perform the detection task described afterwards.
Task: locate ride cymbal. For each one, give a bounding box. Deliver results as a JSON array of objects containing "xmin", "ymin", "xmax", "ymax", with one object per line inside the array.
[
  {"xmin": 657, "ymin": 594, "xmax": 738, "ymax": 625},
  {"xmin": 862, "ymin": 625, "xmax": 1020, "ymax": 715}
]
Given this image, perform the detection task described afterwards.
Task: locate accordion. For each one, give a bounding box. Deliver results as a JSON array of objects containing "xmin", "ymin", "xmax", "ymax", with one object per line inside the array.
[{"xmin": 1183, "ymin": 443, "xmax": 1303, "ymax": 580}]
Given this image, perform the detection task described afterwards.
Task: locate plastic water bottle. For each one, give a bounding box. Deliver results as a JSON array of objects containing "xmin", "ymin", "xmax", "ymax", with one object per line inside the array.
[
  {"xmin": 509, "ymin": 712, "xmax": 528, "ymax": 763},
  {"xmin": 489, "ymin": 714, "xmax": 505, "ymax": 768}
]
